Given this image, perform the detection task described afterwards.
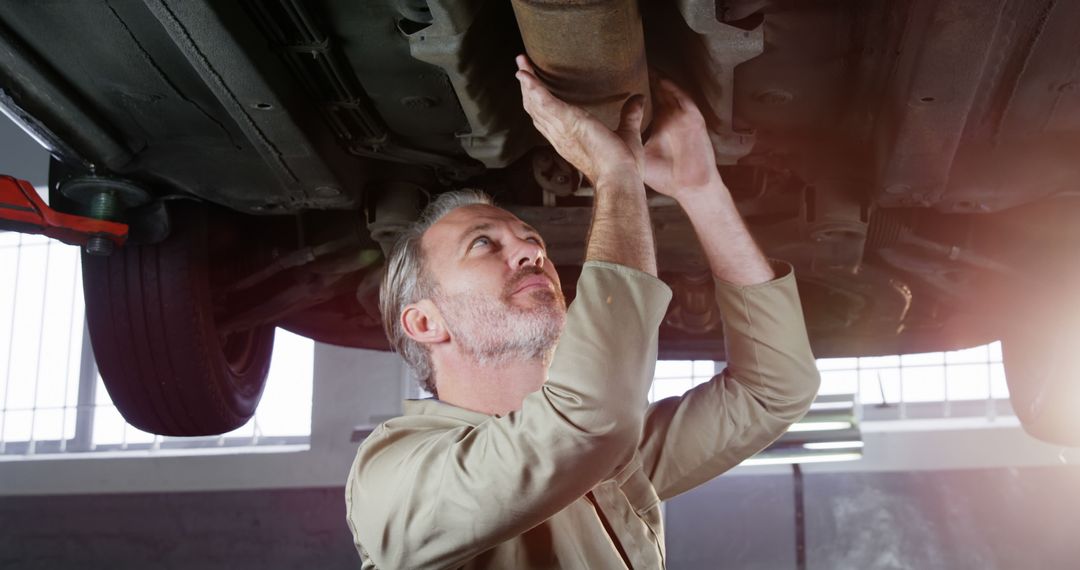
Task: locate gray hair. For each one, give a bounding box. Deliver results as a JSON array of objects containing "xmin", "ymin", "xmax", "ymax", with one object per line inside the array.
[{"xmin": 380, "ymin": 190, "xmax": 494, "ymax": 396}]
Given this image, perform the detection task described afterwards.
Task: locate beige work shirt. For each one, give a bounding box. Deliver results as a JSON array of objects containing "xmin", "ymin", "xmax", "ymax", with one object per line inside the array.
[{"xmin": 346, "ymin": 261, "xmax": 820, "ymax": 569}]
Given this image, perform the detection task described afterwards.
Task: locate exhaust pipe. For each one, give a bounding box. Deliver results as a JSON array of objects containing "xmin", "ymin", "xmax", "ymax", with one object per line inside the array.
[{"xmin": 511, "ymin": 0, "xmax": 651, "ymax": 131}]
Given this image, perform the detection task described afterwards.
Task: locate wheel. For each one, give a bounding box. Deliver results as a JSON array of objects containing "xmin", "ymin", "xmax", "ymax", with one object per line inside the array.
[
  {"xmin": 82, "ymin": 202, "xmax": 275, "ymax": 436},
  {"xmin": 1002, "ymin": 298, "xmax": 1080, "ymax": 446}
]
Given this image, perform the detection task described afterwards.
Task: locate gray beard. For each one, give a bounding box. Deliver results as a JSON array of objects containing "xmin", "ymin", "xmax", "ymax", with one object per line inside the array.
[{"xmin": 434, "ymin": 284, "xmax": 567, "ymax": 368}]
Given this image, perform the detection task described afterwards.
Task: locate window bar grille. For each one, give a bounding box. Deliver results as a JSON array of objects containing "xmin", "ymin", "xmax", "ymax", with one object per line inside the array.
[
  {"xmin": 854, "ymin": 356, "xmax": 863, "ymax": 423},
  {"xmin": 943, "ymin": 354, "xmax": 952, "ymax": 418},
  {"xmin": 985, "ymin": 346, "xmax": 996, "ymax": 421},
  {"xmin": 898, "ymin": 357, "xmax": 907, "ymax": 420},
  {"xmin": 120, "ymin": 415, "xmax": 129, "ymax": 450},
  {"xmin": 58, "ymin": 253, "xmax": 80, "ymax": 452},
  {"xmin": 251, "ymin": 416, "xmax": 261, "ymax": 446},
  {"xmin": 72, "ymin": 323, "xmax": 97, "ymax": 452},
  {"xmin": 26, "ymin": 240, "xmax": 52, "ymax": 455},
  {"xmin": 853, "ymin": 356, "xmax": 861, "ymax": 402},
  {"xmin": 0, "ymin": 233, "xmax": 23, "ymax": 454}
]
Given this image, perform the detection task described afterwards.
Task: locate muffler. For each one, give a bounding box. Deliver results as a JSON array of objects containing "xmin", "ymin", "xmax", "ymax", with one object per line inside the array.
[{"xmin": 511, "ymin": 0, "xmax": 651, "ymax": 131}]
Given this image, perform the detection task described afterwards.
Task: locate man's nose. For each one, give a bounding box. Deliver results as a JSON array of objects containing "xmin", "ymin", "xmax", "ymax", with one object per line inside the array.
[{"xmin": 511, "ymin": 239, "xmax": 545, "ymax": 269}]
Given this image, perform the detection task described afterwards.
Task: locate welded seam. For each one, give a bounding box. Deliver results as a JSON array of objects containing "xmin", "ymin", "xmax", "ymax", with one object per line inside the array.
[
  {"xmin": 105, "ymin": 2, "xmax": 241, "ymax": 149},
  {"xmin": 143, "ymin": 0, "xmax": 299, "ymax": 184}
]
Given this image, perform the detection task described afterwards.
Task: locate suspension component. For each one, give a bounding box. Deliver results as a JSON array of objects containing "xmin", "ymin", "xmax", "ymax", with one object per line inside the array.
[
  {"xmin": 0, "ymin": 175, "xmax": 127, "ymax": 250},
  {"xmin": 58, "ymin": 176, "xmax": 151, "ymax": 255}
]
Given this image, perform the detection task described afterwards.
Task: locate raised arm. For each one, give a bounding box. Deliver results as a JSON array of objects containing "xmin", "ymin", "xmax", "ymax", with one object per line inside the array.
[{"xmin": 637, "ymin": 78, "xmax": 820, "ymax": 499}]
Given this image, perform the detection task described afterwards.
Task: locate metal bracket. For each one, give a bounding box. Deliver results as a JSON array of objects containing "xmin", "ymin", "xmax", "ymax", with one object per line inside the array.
[{"xmin": 0, "ymin": 174, "xmax": 127, "ymax": 251}]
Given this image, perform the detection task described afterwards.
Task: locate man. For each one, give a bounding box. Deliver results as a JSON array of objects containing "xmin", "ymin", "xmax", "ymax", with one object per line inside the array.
[{"xmin": 345, "ymin": 56, "xmax": 821, "ymax": 569}]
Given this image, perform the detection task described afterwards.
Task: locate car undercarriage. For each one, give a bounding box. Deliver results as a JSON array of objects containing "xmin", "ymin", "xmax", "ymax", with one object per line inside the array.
[{"xmin": 1, "ymin": 0, "xmax": 1078, "ymax": 443}]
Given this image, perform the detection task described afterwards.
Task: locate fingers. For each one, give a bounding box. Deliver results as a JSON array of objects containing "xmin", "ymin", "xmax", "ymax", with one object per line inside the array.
[
  {"xmin": 515, "ymin": 56, "xmax": 563, "ymax": 117},
  {"xmin": 649, "ymin": 79, "xmax": 679, "ymax": 114},
  {"xmin": 515, "ymin": 66, "xmax": 561, "ymax": 134},
  {"xmin": 515, "ymin": 54, "xmax": 550, "ymax": 110},
  {"xmin": 514, "ymin": 53, "xmax": 644, "ymax": 181},
  {"xmin": 515, "ymin": 57, "xmax": 586, "ymax": 166},
  {"xmin": 616, "ymin": 94, "xmax": 646, "ymax": 140},
  {"xmin": 515, "ymin": 54, "xmax": 535, "ymax": 75},
  {"xmin": 657, "ymin": 78, "xmax": 696, "ymax": 111},
  {"xmin": 515, "ymin": 54, "xmax": 594, "ymax": 144}
]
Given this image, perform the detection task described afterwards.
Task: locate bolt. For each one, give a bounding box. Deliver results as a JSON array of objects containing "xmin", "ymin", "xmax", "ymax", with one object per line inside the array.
[
  {"xmin": 83, "ymin": 190, "xmax": 122, "ymax": 256},
  {"xmin": 85, "ymin": 235, "xmax": 115, "ymax": 256},
  {"xmin": 88, "ymin": 191, "xmax": 121, "ymax": 221},
  {"xmin": 554, "ymin": 175, "xmax": 569, "ymax": 185}
]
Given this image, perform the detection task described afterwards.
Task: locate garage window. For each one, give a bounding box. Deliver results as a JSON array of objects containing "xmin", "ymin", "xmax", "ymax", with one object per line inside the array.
[
  {"xmin": 0, "ymin": 235, "xmax": 314, "ymax": 458},
  {"xmin": 2, "ymin": 232, "xmax": 1011, "ymax": 457},
  {"xmin": 650, "ymin": 343, "xmax": 1009, "ymax": 421}
]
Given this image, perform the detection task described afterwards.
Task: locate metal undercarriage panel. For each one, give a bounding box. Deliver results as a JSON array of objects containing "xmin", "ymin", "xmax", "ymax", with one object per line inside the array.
[{"xmin": 1, "ymin": 0, "xmax": 1078, "ymax": 359}]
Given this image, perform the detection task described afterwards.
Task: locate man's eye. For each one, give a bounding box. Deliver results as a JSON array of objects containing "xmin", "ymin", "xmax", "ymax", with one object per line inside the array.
[{"xmin": 470, "ymin": 236, "xmax": 491, "ymax": 249}]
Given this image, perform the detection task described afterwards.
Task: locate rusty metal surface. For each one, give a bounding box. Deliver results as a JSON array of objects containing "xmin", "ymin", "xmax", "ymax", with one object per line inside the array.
[
  {"xmin": 872, "ymin": 0, "xmax": 1008, "ymax": 209},
  {"xmin": 404, "ymin": 0, "xmax": 541, "ymax": 168},
  {"xmin": 674, "ymin": 0, "xmax": 763, "ymax": 165},
  {"xmin": 511, "ymin": 0, "xmax": 651, "ymax": 130}
]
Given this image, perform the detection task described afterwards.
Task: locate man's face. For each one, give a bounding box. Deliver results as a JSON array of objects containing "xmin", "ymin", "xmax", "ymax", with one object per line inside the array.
[{"xmin": 420, "ymin": 204, "xmax": 567, "ymax": 364}]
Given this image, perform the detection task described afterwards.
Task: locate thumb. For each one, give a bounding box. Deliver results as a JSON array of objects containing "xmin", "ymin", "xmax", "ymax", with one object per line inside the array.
[{"xmin": 616, "ymin": 94, "xmax": 646, "ymax": 139}]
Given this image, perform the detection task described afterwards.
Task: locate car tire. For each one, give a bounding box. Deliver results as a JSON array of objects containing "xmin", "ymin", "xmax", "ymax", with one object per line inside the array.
[
  {"xmin": 1002, "ymin": 300, "xmax": 1080, "ymax": 447},
  {"xmin": 82, "ymin": 202, "xmax": 275, "ymax": 436}
]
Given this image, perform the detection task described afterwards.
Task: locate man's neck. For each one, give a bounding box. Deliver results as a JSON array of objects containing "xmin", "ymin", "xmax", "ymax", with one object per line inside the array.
[{"xmin": 432, "ymin": 351, "xmax": 551, "ymax": 416}]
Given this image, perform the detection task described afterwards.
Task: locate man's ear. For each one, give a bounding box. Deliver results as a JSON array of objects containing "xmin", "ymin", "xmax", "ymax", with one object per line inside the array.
[{"xmin": 401, "ymin": 299, "xmax": 450, "ymax": 346}]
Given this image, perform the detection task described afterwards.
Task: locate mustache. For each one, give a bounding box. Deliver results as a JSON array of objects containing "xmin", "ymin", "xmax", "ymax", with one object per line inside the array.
[{"xmin": 503, "ymin": 265, "xmax": 555, "ymax": 297}]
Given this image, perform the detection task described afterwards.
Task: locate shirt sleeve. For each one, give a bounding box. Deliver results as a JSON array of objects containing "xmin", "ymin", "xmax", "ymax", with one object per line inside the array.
[
  {"xmin": 346, "ymin": 262, "xmax": 672, "ymax": 569},
  {"xmin": 637, "ymin": 260, "xmax": 821, "ymax": 500}
]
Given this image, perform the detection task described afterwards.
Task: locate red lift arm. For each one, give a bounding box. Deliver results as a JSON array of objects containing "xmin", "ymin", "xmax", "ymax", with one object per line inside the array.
[{"xmin": 0, "ymin": 175, "xmax": 127, "ymax": 248}]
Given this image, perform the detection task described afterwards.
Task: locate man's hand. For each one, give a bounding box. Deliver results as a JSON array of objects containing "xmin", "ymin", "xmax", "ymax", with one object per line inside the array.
[
  {"xmin": 515, "ymin": 54, "xmax": 657, "ymax": 276},
  {"xmin": 643, "ymin": 76, "xmax": 774, "ymax": 285},
  {"xmin": 643, "ymin": 78, "xmax": 724, "ymax": 201},
  {"xmin": 515, "ymin": 55, "xmax": 646, "ymax": 186}
]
